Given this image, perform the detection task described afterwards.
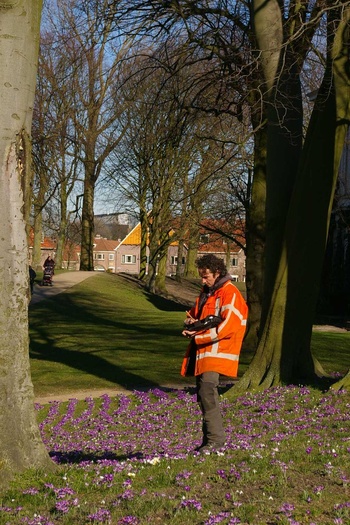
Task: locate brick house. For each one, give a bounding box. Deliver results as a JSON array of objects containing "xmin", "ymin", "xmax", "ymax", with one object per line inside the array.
[
  {"xmin": 114, "ymin": 222, "xmax": 144, "ymax": 274},
  {"xmin": 196, "ymin": 227, "xmax": 246, "ymax": 282},
  {"xmin": 114, "ymin": 221, "xmax": 246, "ymax": 281},
  {"xmin": 92, "ymin": 235, "xmax": 119, "ymax": 272},
  {"xmin": 31, "ymin": 222, "xmax": 246, "ymax": 282}
]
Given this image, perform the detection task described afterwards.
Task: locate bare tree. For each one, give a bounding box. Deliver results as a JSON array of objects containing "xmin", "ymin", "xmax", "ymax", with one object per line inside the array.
[
  {"xmin": 110, "ymin": 0, "xmax": 350, "ymax": 389},
  {"xmin": 32, "ymin": 28, "xmax": 82, "ymax": 269},
  {"xmin": 44, "ymin": 0, "xmax": 129, "ymax": 270},
  {"xmin": 0, "ymin": 0, "xmax": 55, "ymax": 486},
  {"xmin": 107, "ymin": 41, "xmax": 245, "ymax": 293},
  {"xmin": 109, "ymin": 0, "xmax": 267, "ymax": 356}
]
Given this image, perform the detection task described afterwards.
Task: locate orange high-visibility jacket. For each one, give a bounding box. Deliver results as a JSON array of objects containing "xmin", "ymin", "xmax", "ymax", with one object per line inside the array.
[{"xmin": 181, "ymin": 280, "xmax": 248, "ymax": 377}]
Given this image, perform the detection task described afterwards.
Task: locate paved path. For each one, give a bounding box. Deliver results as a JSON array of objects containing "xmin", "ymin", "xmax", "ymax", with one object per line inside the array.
[{"xmin": 30, "ymin": 271, "xmax": 96, "ymax": 305}]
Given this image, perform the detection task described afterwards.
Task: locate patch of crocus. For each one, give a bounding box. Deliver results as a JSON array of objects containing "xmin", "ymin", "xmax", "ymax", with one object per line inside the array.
[
  {"xmin": 117, "ymin": 516, "xmax": 139, "ymax": 524},
  {"xmin": 87, "ymin": 508, "xmax": 111, "ymax": 522},
  {"xmin": 204, "ymin": 511, "xmax": 239, "ymax": 524},
  {"xmin": 180, "ymin": 498, "xmax": 202, "ymax": 510},
  {"xmin": 0, "ymin": 385, "xmax": 348, "ymax": 524},
  {"xmin": 23, "ymin": 515, "xmax": 55, "ymax": 525}
]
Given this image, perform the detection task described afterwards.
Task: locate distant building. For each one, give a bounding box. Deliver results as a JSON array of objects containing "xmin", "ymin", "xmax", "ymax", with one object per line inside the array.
[
  {"xmin": 92, "ymin": 235, "xmax": 119, "ymax": 272},
  {"xmin": 28, "ymin": 231, "xmax": 56, "ymax": 269},
  {"xmin": 30, "ymin": 218, "xmax": 247, "ymax": 282}
]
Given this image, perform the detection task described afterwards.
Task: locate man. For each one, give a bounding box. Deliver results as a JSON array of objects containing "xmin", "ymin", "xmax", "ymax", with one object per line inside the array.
[{"xmin": 181, "ymin": 254, "xmax": 248, "ymax": 454}]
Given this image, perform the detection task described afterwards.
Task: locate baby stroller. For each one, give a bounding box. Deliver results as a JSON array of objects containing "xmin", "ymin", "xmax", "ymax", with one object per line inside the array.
[{"xmin": 41, "ymin": 266, "xmax": 54, "ymax": 286}]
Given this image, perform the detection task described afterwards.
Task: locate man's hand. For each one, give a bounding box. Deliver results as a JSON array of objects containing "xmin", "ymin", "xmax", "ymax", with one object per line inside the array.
[{"xmin": 182, "ymin": 329, "xmax": 196, "ymax": 338}]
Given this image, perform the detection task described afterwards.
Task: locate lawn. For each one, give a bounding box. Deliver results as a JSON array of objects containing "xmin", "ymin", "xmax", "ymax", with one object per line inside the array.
[
  {"xmin": 29, "ymin": 273, "xmax": 195, "ymax": 397},
  {"xmin": 0, "ymin": 272, "xmax": 348, "ymax": 525},
  {"xmin": 28, "ymin": 273, "xmax": 350, "ymax": 397}
]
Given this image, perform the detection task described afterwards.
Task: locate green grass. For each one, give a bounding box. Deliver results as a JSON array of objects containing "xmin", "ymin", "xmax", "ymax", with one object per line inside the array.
[
  {"xmin": 1, "ymin": 386, "xmax": 349, "ymax": 524},
  {"xmin": 311, "ymin": 331, "xmax": 350, "ymax": 375},
  {"xmin": 29, "ymin": 273, "xmax": 194, "ymax": 397},
  {"xmin": 29, "ymin": 272, "xmax": 350, "ymax": 398},
  {"xmin": 0, "ymin": 274, "xmax": 348, "ymax": 525}
]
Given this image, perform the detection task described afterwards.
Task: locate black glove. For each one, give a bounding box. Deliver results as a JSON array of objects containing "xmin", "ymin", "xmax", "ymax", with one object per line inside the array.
[{"xmin": 184, "ymin": 315, "xmax": 222, "ymax": 332}]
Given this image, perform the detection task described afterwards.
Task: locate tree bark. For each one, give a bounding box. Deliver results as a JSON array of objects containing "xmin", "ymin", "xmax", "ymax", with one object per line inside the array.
[
  {"xmin": 329, "ymin": 6, "xmax": 350, "ymax": 392},
  {"xmin": 32, "ymin": 203, "xmax": 44, "ymax": 270},
  {"xmin": 80, "ymin": 172, "xmax": 95, "ymax": 270},
  {"xmin": 155, "ymin": 252, "xmax": 167, "ymax": 293},
  {"xmin": 138, "ymin": 206, "xmax": 148, "ymax": 281},
  {"xmin": 56, "ymin": 181, "xmax": 68, "ymax": 269},
  {"xmin": 236, "ymin": 6, "xmax": 350, "ymax": 391},
  {"xmin": 0, "ymin": 0, "xmax": 55, "ymax": 486},
  {"xmin": 184, "ymin": 238, "xmax": 199, "ymax": 278},
  {"xmin": 242, "ymin": 119, "xmax": 267, "ymax": 353}
]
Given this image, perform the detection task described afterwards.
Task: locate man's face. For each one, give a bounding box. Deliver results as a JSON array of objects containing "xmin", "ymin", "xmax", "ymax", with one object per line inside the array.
[{"xmin": 198, "ymin": 268, "xmax": 220, "ymax": 287}]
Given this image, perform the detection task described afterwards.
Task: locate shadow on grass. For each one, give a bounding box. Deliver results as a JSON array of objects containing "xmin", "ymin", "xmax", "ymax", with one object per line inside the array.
[
  {"xmin": 50, "ymin": 448, "xmax": 190, "ymax": 464},
  {"xmin": 49, "ymin": 449, "xmax": 146, "ymax": 464},
  {"xmin": 30, "ymin": 340, "xmax": 159, "ymax": 391},
  {"xmin": 29, "ymin": 288, "xmax": 186, "ymax": 391},
  {"xmin": 117, "ymin": 273, "xmax": 192, "ymax": 312},
  {"xmin": 142, "ymin": 289, "xmax": 190, "ymax": 312}
]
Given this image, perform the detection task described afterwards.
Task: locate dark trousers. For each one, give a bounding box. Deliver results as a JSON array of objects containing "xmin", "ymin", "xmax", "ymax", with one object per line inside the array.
[{"xmin": 196, "ymin": 371, "xmax": 225, "ymax": 446}]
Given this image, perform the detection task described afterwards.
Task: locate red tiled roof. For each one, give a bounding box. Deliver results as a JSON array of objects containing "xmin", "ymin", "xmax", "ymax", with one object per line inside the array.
[
  {"xmin": 94, "ymin": 237, "xmax": 119, "ymax": 251},
  {"xmin": 28, "ymin": 229, "xmax": 56, "ymax": 250},
  {"xmin": 41, "ymin": 238, "xmax": 56, "ymax": 249},
  {"xmin": 198, "ymin": 241, "xmax": 242, "ymax": 254}
]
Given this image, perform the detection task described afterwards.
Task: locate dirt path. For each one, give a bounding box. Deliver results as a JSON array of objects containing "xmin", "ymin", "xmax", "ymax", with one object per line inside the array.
[
  {"xmin": 34, "ymin": 383, "xmax": 194, "ymax": 404},
  {"xmin": 30, "ymin": 271, "xmax": 96, "ymax": 305}
]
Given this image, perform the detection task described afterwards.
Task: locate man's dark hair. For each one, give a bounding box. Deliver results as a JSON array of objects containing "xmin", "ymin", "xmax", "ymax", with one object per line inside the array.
[{"xmin": 196, "ymin": 254, "xmax": 227, "ymax": 277}]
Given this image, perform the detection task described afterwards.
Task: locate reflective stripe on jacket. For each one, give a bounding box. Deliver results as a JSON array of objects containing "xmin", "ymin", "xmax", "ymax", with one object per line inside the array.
[{"xmin": 181, "ymin": 281, "xmax": 248, "ymax": 377}]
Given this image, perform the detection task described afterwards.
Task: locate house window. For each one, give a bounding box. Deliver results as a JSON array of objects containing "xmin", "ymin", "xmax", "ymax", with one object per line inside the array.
[
  {"xmin": 97, "ymin": 254, "xmax": 104, "ymax": 260},
  {"xmin": 200, "ymin": 234, "xmax": 210, "ymax": 244},
  {"xmin": 231, "ymin": 275, "xmax": 238, "ymax": 282},
  {"xmin": 171, "ymin": 256, "xmax": 178, "ymax": 265},
  {"xmin": 232, "ymin": 258, "xmax": 238, "ymax": 266},
  {"xmin": 122, "ymin": 255, "xmax": 136, "ymax": 264},
  {"xmin": 109, "ymin": 253, "xmax": 114, "ymax": 260}
]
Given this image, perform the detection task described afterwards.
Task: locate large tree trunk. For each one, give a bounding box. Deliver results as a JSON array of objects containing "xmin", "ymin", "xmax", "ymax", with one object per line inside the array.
[
  {"xmin": 329, "ymin": 7, "xmax": 350, "ymax": 392},
  {"xmin": 138, "ymin": 206, "xmax": 148, "ymax": 281},
  {"xmin": 155, "ymin": 252, "xmax": 167, "ymax": 293},
  {"xmin": 32, "ymin": 167, "xmax": 49, "ymax": 270},
  {"xmin": 260, "ymin": 66, "xmax": 303, "ymax": 331},
  {"xmin": 80, "ymin": 172, "xmax": 95, "ymax": 271},
  {"xmin": 0, "ymin": 0, "xmax": 55, "ymax": 486},
  {"xmin": 252, "ymin": 0, "xmax": 303, "ymax": 332},
  {"xmin": 236, "ymin": 7, "xmax": 350, "ymax": 391},
  {"xmin": 242, "ymin": 120, "xmax": 267, "ymax": 354},
  {"xmin": 184, "ymin": 241, "xmax": 198, "ymax": 278},
  {"xmin": 32, "ymin": 205, "xmax": 43, "ymax": 270},
  {"xmin": 56, "ymin": 186, "xmax": 68, "ymax": 269}
]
